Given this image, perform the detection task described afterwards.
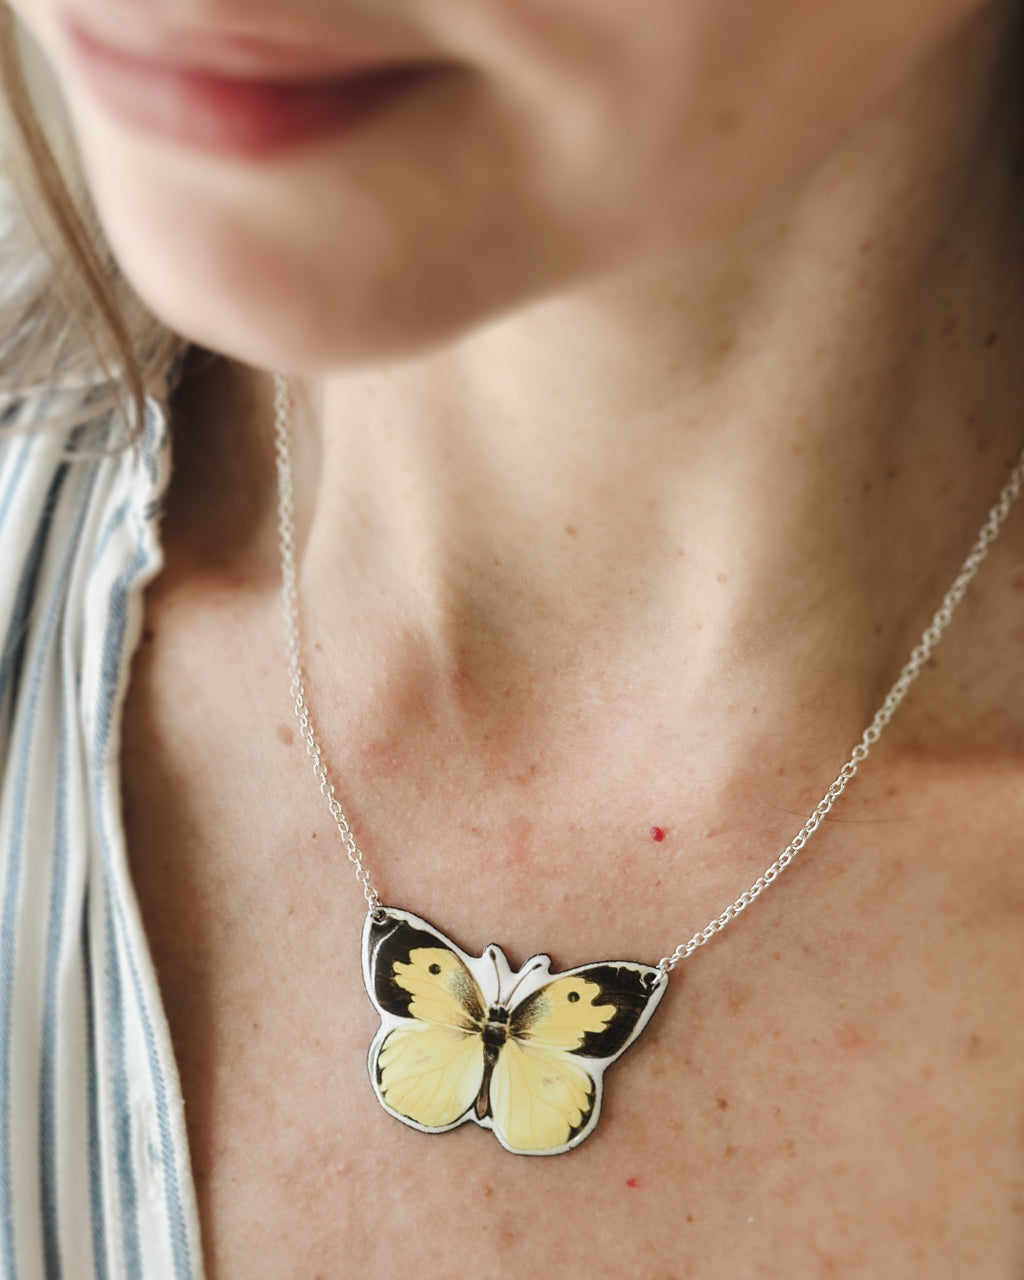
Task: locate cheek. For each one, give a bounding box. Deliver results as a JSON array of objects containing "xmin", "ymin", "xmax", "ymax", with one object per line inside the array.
[{"xmin": 429, "ymin": 0, "xmax": 996, "ymax": 249}]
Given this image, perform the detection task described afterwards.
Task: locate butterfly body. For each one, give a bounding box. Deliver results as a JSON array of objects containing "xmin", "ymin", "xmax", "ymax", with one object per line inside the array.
[
  {"xmin": 362, "ymin": 908, "xmax": 667, "ymax": 1156},
  {"xmin": 476, "ymin": 1004, "xmax": 513, "ymax": 1120}
]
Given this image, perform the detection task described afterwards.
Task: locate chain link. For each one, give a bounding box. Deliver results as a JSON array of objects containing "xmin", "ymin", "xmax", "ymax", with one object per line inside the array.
[
  {"xmin": 650, "ymin": 444, "xmax": 1024, "ymax": 979},
  {"xmin": 273, "ymin": 375, "xmax": 385, "ymax": 921},
  {"xmin": 273, "ymin": 373, "xmax": 1024, "ymax": 974}
]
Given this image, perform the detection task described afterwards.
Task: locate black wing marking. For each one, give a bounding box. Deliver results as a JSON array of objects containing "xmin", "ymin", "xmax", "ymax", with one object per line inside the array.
[
  {"xmin": 510, "ymin": 963, "xmax": 660, "ymax": 1059},
  {"xmin": 365, "ymin": 913, "xmax": 487, "ymax": 1023}
]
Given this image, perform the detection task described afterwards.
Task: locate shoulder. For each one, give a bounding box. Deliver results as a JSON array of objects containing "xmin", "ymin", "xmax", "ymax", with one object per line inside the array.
[
  {"xmin": 0, "ymin": 383, "xmax": 201, "ymax": 1277},
  {"xmin": 0, "ymin": 381, "xmax": 162, "ymax": 582},
  {"xmin": 0, "ymin": 382, "xmax": 171, "ymax": 753}
]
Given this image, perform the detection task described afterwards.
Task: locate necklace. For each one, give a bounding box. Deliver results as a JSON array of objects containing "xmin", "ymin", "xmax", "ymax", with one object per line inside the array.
[{"xmin": 272, "ymin": 373, "xmax": 1024, "ymax": 1156}]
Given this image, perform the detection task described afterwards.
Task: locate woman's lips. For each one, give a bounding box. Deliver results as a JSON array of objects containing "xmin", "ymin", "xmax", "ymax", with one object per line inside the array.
[{"xmin": 62, "ymin": 20, "xmax": 437, "ymax": 159}]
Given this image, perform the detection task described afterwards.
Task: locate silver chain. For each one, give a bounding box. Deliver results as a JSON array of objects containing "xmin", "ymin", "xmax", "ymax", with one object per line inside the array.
[
  {"xmin": 273, "ymin": 372, "xmax": 1024, "ymax": 977},
  {"xmin": 273, "ymin": 374, "xmax": 385, "ymax": 920}
]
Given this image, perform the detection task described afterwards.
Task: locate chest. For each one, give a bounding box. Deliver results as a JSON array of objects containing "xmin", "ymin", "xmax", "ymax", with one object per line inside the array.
[
  {"xmin": 121, "ymin": 673, "xmax": 1024, "ymax": 1279},
  {"xmin": 118, "ymin": 573, "xmax": 1024, "ymax": 1277}
]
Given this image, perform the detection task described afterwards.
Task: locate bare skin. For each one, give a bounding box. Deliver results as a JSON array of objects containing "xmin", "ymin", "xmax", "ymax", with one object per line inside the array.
[
  {"xmin": 123, "ymin": 49, "xmax": 1024, "ymax": 1280},
  {"xmin": 14, "ymin": 0, "xmax": 1024, "ymax": 1273}
]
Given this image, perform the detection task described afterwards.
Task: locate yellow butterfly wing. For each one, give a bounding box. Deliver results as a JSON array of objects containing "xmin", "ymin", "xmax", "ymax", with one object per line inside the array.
[
  {"xmin": 365, "ymin": 915, "xmax": 491, "ymax": 1133},
  {"xmin": 512, "ymin": 974, "xmax": 618, "ymax": 1050},
  {"xmin": 490, "ymin": 1037, "xmax": 597, "ymax": 1153},
  {"xmin": 389, "ymin": 947, "xmax": 485, "ymax": 1031},
  {"xmin": 491, "ymin": 967, "xmax": 662, "ymax": 1154},
  {"xmin": 377, "ymin": 1022, "xmax": 485, "ymax": 1129}
]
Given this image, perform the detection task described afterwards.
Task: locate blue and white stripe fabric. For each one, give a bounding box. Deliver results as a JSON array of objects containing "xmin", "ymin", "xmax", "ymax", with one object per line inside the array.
[{"xmin": 0, "ymin": 391, "xmax": 203, "ymax": 1279}]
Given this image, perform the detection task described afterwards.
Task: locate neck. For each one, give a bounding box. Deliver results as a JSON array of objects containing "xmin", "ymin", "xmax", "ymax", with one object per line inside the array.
[{"xmin": 169, "ymin": 8, "xmax": 1024, "ymax": 785}]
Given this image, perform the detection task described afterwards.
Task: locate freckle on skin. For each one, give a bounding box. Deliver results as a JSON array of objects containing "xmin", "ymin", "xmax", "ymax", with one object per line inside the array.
[
  {"xmin": 717, "ymin": 1098, "xmax": 729, "ymax": 1111},
  {"xmin": 277, "ymin": 724, "xmax": 294, "ymax": 746}
]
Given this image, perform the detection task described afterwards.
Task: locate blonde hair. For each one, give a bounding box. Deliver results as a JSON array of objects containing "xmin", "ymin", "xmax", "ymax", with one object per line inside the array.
[{"xmin": 0, "ymin": 3, "xmax": 186, "ymax": 437}]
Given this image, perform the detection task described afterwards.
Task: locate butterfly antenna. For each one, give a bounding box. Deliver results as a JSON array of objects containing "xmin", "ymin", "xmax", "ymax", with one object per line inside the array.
[{"xmin": 503, "ymin": 958, "xmax": 548, "ymax": 1006}]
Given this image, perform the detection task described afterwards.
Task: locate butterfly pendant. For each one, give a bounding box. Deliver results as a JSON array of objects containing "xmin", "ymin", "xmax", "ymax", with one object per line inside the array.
[{"xmin": 362, "ymin": 907, "xmax": 668, "ymax": 1156}]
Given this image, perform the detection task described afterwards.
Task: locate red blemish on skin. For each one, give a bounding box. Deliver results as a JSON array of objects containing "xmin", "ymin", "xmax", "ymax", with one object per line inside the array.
[
  {"xmin": 834, "ymin": 1024, "xmax": 868, "ymax": 1052},
  {"xmin": 650, "ymin": 827, "xmax": 666, "ymax": 843},
  {"xmin": 491, "ymin": 815, "xmax": 534, "ymax": 870},
  {"xmin": 626, "ymin": 1177, "xmax": 638, "ymax": 1189}
]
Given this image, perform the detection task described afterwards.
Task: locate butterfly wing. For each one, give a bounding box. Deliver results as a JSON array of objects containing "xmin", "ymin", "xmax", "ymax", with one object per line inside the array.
[
  {"xmin": 489, "ymin": 1037, "xmax": 598, "ymax": 1154},
  {"xmin": 489, "ymin": 964, "xmax": 666, "ymax": 1155},
  {"xmin": 375, "ymin": 1020, "xmax": 486, "ymax": 1130},
  {"xmin": 363, "ymin": 911, "xmax": 490, "ymax": 1133}
]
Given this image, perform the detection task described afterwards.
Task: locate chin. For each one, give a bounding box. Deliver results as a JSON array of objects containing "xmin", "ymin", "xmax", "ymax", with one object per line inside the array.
[
  {"xmin": 117, "ymin": 249, "xmax": 495, "ymax": 375},
  {"xmin": 80, "ymin": 157, "xmax": 597, "ymax": 375}
]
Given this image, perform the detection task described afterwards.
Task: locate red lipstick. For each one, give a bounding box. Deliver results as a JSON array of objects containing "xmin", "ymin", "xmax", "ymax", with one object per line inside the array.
[{"xmin": 62, "ymin": 19, "xmax": 435, "ymax": 159}]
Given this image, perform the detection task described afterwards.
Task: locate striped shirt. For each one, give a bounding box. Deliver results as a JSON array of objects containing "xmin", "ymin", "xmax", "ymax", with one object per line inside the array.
[{"xmin": 0, "ymin": 391, "xmax": 203, "ymax": 1279}]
